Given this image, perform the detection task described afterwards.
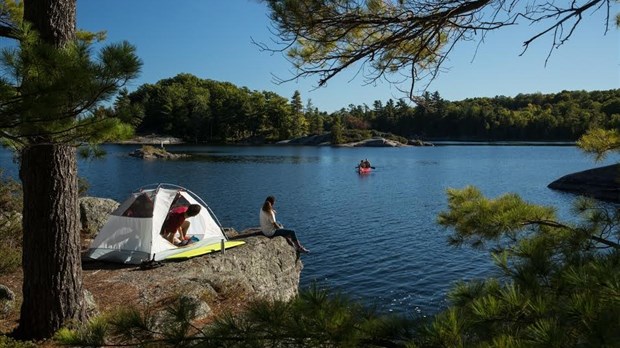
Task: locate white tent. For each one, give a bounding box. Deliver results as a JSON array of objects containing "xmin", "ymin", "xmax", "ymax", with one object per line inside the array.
[{"xmin": 87, "ymin": 183, "xmax": 228, "ymax": 264}]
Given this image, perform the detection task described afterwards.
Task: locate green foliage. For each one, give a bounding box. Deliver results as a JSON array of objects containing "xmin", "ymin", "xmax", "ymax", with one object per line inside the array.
[
  {"xmin": 423, "ymin": 186, "xmax": 620, "ymax": 347},
  {"xmin": 0, "ymin": 335, "xmax": 37, "ymax": 348},
  {"xmin": 264, "ymin": 0, "xmax": 614, "ymax": 108},
  {"xmin": 330, "ymin": 115, "xmax": 344, "ymax": 144},
  {"xmin": 128, "ymin": 74, "xmax": 313, "ymax": 143},
  {"xmin": 0, "ymin": 169, "xmax": 21, "ymax": 214},
  {"xmin": 140, "ymin": 144, "xmax": 169, "ymax": 156},
  {"xmin": 77, "ymin": 145, "xmax": 108, "ymax": 160},
  {"xmin": 78, "ymin": 176, "xmax": 90, "ymax": 197},
  {"xmin": 290, "ymin": 90, "xmax": 308, "ymax": 138},
  {"xmin": 55, "ymin": 288, "xmax": 417, "ymax": 347},
  {"xmin": 335, "ymin": 89, "xmax": 620, "ymax": 142},
  {"xmin": 0, "ymin": 230, "xmax": 21, "ymax": 275},
  {"xmin": 105, "ymin": 306, "xmax": 157, "ymax": 343},
  {"xmin": 205, "ymin": 285, "xmax": 417, "ymax": 347},
  {"xmin": 159, "ymin": 297, "xmax": 199, "ymax": 345},
  {"xmin": 54, "ymin": 305, "xmax": 156, "ymax": 346},
  {"xmin": 0, "ymin": 170, "xmax": 22, "ymax": 275},
  {"xmin": 437, "ymin": 186, "xmax": 557, "ymax": 248},
  {"xmin": 117, "ymin": 72, "xmax": 618, "ymax": 143},
  {"xmin": 265, "ymin": 0, "xmax": 449, "ymax": 88},
  {"xmin": 576, "ymin": 128, "xmax": 620, "ymax": 161},
  {"xmin": 54, "ymin": 317, "xmax": 108, "ymax": 347},
  {"xmin": 0, "ymin": 28, "xmax": 141, "ymax": 147}
]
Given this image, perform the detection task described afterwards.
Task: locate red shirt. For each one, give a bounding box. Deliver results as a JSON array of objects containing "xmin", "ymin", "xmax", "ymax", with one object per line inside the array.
[{"xmin": 163, "ymin": 206, "xmax": 188, "ymax": 232}]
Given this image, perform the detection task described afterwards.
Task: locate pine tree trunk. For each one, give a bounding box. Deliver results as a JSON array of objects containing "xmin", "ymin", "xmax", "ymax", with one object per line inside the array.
[
  {"xmin": 15, "ymin": 0, "xmax": 85, "ymax": 340},
  {"xmin": 17, "ymin": 144, "xmax": 86, "ymax": 339},
  {"xmin": 24, "ymin": 0, "xmax": 76, "ymax": 44}
]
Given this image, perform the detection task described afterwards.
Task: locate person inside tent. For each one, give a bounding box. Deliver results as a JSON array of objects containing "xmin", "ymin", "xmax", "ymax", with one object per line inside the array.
[
  {"xmin": 161, "ymin": 204, "xmax": 201, "ymax": 245},
  {"xmin": 259, "ymin": 195, "xmax": 309, "ymax": 253}
]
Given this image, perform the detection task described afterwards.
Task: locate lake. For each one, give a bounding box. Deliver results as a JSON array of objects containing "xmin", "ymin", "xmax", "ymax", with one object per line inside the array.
[{"xmin": 1, "ymin": 144, "xmax": 618, "ymax": 316}]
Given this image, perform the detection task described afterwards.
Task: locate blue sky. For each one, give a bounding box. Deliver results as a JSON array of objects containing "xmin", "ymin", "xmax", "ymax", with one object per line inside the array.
[{"xmin": 77, "ymin": 1, "xmax": 619, "ymax": 113}]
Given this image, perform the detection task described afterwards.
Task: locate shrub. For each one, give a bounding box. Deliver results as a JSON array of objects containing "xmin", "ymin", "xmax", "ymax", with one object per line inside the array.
[
  {"xmin": 0, "ymin": 170, "xmax": 22, "ymax": 214},
  {"xmin": 0, "ymin": 335, "xmax": 37, "ymax": 348},
  {"xmin": 0, "ymin": 171, "xmax": 22, "ymax": 275}
]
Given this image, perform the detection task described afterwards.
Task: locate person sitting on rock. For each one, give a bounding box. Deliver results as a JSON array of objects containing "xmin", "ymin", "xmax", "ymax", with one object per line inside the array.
[{"xmin": 259, "ymin": 195, "xmax": 309, "ymax": 253}]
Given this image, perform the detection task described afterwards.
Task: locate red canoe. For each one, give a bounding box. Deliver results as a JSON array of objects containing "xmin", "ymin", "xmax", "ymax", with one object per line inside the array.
[{"xmin": 357, "ymin": 166, "xmax": 372, "ymax": 174}]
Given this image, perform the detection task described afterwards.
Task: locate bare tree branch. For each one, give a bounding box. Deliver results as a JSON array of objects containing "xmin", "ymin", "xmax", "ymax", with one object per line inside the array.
[{"xmin": 260, "ymin": 0, "xmax": 614, "ymax": 102}]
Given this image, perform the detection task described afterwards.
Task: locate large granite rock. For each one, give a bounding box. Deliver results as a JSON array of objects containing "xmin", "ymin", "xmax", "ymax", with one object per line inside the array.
[
  {"xmin": 548, "ymin": 164, "xmax": 620, "ymax": 203},
  {"xmin": 79, "ymin": 196, "xmax": 120, "ymax": 238},
  {"xmin": 77, "ymin": 197, "xmax": 302, "ymax": 315},
  {"xmin": 82, "ymin": 235, "xmax": 302, "ymax": 322},
  {"xmin": 0, "ymin": 197, "xmax": 303, "ymax": 332},
  {"xmin": 0, "ymin": 285, "xmax": 14, "ymax": 318}
]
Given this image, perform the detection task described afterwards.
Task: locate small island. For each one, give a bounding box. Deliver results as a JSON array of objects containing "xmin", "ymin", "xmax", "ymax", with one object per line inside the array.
[{"xmin": 128, "ymin": 145, "xmax": 189, "ymax": 159}]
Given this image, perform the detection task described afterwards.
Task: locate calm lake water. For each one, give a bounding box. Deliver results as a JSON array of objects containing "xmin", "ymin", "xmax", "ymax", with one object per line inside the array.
[{"xmin": 1, "ymin": 144, "xmax": 618, "ymax": 316}]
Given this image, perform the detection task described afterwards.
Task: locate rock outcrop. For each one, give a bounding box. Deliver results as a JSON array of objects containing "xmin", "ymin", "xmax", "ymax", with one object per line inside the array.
[
  {"xmin": 408, "ymin": 139, "xmax": 434, "ymax": 146},
  {"xmin": 277, "ymin": 134, "xmax": 413, "ymax": 147},
  {"xmin": 278, "ymin": 134, "xmax": 332, "ymax": 146},
  {"xmin": 77, "ymin": 197, "xmax": 302, "ymax": 320},
  {"xmin": 128, "ymin": 147, "xmax": 189, "ymax": 160},
  {"xmin": 0, "ymin": 285, "xmax": 14, "ymax": 319},
  {"xmin": 0, "ymin": 197, "xmax": 303, "ymax": 332},
  {"xmin": 337, "ymin": 137, "xmax": 410, "ymax": 147},
  {"xmin": 79, "ymin": 196, "xmax": 120, "ymax": 237},
  {"xmin": 548, "ymin": 164, "xmax": 620, "ymax": 203},
  {"xmin": 82, "ymin": 234, "xmax": 302, "ymax": 321},
  {"xmin": 117, "ymin": 135, "xmax": 184, "ymax": 145}
]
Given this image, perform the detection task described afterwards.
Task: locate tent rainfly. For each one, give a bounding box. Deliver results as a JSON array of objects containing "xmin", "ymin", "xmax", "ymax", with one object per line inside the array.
[{"xmin": 87, "ymin": 183, "xmax": 228, "ymax": 264}]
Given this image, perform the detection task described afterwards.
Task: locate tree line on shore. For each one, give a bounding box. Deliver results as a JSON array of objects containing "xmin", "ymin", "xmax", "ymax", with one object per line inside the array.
[{"xmin": 111, "ymin": 73, "xmax": 620, "ymax": 143}]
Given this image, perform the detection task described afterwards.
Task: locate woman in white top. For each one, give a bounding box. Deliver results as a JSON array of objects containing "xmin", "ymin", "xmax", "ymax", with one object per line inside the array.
[{"xmin": 259, "ymin": 195, "xmax": 309, "ymax": 253}]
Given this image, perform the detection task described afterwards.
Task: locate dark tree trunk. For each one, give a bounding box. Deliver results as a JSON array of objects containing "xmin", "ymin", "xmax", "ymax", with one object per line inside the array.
[
  {"xmin": 15, "ymin": 0, "xmax": 85, "ymax": 340},
  {"xmin": 24, "ymin": 0, "xmax": 76, "ymax": 46},
  {"xmin": 17, "ymin": 145, "xmax": 86, "ymax": 339}
]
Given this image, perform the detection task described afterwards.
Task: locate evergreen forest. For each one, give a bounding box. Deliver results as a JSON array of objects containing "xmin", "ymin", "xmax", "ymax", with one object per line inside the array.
[{"xmin": 112, "ymin": 73, "xmax": 620, "ymax": 143}]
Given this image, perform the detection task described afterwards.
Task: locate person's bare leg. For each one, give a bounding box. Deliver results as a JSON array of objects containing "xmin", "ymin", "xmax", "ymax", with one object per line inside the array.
[{"xmin": 180, "ymin": 221, "xmax": 190, "ymax": 240}]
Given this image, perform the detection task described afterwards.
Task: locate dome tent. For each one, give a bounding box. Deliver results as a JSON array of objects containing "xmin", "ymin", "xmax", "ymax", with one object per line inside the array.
[{"xmin": 87, "ymin": 183, "xmax": 229, "ymax": 264}]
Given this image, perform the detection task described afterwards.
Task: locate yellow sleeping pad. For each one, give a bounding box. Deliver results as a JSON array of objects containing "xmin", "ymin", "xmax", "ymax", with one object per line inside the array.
[{"xmin": 165, "ymin": 240, "xmax": 246, "ymax": 260}]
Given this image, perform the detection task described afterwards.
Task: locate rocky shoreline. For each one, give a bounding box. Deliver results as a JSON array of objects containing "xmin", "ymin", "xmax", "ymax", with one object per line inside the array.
[
  {"xmin": 548, "ymin": 163, "xmax": 620, "ymax": 203},
  {"xmin": 0, "ymin": 197, "xmax": 303, "ymax": 333},
  {"xmin": 116, "ymin": 135, "xmax": 184, "ymax": 146},
  {"xmin": 120, "ymin": 133, "xmax": 433, "ymax": 148}
]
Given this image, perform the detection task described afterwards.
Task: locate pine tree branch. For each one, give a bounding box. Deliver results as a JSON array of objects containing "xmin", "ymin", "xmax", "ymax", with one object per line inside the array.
[
  {"xmin": 522, "ymin": 219, "xmax": 620, "ymax": 249},
  {"xmin": 590, "ymin": 235, "xmax": 620, "ymax": 249},
  {"xmin": 0, "ymin": 23, "xmax": 19, "ymax": 40}
]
